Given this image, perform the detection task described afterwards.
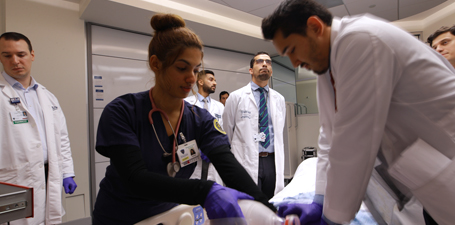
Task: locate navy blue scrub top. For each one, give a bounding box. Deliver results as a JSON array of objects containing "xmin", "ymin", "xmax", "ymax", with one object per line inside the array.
[{"xmin": 94, "ymin": 90, "xmax": 230, "ymax": 224}]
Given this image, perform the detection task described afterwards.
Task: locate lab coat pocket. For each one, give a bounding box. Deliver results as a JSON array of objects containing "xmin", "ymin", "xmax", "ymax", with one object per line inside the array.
[
  {"xmin": 0, "ymin": 162, "xmax": 31, "ymax": 185},
  {"xmin": 388, "ymin": 138, "xmax": 450, "ymax": 191}
]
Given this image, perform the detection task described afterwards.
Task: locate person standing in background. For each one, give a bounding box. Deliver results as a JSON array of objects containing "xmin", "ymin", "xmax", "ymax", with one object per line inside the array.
[
  {"xmin": 219, "ymin": 91, "xmax": 229, "ymax": 106},
  {"xmin": 428, "ymin": 25, "xmax": 455, "ymax": 68},
  {"xmin": 223, "ymin": 51, "xmax": 286, "ymax": 199},
  {"xmin": 185, "ymin": 69, "xmax": 224, "ymax": 184},
  {"xmin": 0, "ymin": 32, "xmax": 77, "ymax": 225}
]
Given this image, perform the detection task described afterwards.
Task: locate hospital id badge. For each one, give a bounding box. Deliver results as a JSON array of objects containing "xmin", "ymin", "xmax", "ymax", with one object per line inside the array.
[
  {"xmin": 10, "ymin": 111, "xmax": 29, "ymax": 124},
  {"xmin": 176, "ymin": 140, "xmax": 200, "ymax": 168},
  {"xmin": 254, "ymin": 132, "xmax": 266, "ymax": 142}
]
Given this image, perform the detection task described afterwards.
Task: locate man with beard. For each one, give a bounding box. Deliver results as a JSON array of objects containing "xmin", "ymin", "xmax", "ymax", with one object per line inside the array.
[
  {"xmin": 185, "ymin": 70, "xmax": 224, "ymax": 184},
  {"xmin": 223, "ymin": 51, "xmax": 286, "ymax": 199},
  {"xmin": 261, "ymin": 0, "xmax": 455, "ymax": 224}
]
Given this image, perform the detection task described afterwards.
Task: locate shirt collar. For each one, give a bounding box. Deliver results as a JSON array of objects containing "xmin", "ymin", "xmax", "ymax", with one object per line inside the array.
[
  {"xmin": 330, "ymin": 18, "xmax": 341, "ymax": 55},
  {"xmin": 2, "ymin": 71, "xmax": 39, "ymax": 90},
  {"xmin": 196, "ymin": 92, "xmax": 210, "ymax": 103},
  {"xmin": 250, "ymin": 81, "xmax": 269, "ymax": 93}
]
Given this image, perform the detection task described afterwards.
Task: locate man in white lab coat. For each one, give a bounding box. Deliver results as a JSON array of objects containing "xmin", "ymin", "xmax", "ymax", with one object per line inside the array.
[
  {"xmin": 428, "ymin": 25, "xmax": 455, "ymax": 69},
  {"xmin": 0, "ymin": 32, "xmax": 77, "ymax": 225},
  {"xmin": 262, "ymin": 0, "xmax": 455, "ymax": 225},
  {"xmin": 185, "ymin": 70, "xmax": 224, "ymax": 184},
  {"xmin": 223, "ymin": 52, "xmax": 285, "ymax": 199}
]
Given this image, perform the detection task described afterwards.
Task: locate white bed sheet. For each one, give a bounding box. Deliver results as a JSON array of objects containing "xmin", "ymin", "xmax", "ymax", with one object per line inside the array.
[{"xmin": 270, "ymin": 157, "xmax": 377, "ymax": 225}]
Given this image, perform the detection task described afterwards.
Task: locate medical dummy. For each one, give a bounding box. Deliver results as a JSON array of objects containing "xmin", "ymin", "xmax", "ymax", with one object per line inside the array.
[
  {"xmin": 91, "ymin": 13, "xmax": 274, "ymax": 225},
  {"xmin": 137, "ymin": 199, "xmax": 300, "ymax": 225}
]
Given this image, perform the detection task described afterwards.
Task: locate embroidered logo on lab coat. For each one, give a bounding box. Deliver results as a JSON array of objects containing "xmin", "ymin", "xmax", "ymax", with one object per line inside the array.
[{"xmin": 213, "ymin": 119, "xmax": 226, "ymax": 135}]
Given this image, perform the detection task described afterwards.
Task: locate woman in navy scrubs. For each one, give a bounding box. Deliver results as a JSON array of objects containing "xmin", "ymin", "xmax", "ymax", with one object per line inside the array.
[{"xmin": 92, "ymin": 14, "xmax": 275, "ymax": 225}]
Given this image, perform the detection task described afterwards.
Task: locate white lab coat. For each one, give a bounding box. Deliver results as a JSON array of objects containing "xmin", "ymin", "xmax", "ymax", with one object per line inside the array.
[
  {"xmin": 316, "ymin": 15, "xmax": 455, "ymax": 224},
  {"xmin": 0, "ymin": 73, "xmax": 75, "ymax": 225},
  {"xmin": 222, "ymin": 83, "xmax": 285, "ymax": 195},
  {"xmin": 185, "ymin": 95, "xmax": 224, "ymax": 184}
]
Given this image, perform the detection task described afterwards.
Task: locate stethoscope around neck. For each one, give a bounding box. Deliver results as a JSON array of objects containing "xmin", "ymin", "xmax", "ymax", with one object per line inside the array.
[{"xmin": 148, "ymin": 87, "xmax": 184, "ymax": 177}]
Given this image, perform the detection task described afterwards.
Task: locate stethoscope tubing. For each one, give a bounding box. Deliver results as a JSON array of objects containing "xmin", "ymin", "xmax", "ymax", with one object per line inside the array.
[{"xmin": 148, "ymin": 87, "xmax": 185, "ymax": 163}]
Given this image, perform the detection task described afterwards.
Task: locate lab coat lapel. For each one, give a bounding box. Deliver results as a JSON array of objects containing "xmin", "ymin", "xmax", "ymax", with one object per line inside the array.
[
  {"xmin": 0, "ymin": 75, "xmax": 31, "ymax": 113},
  {"xmin": 245, "ymin": 83, "xmax": 258, "ymax": 110},
  {"xmin": 36, "ymin": 85, "xmax": 64, "ymax": 221},
  {"xmin": 0, "ymin": 74, "xmax": 18, "ymax": 100},
  {"xmin": 269, "ymin": 90, "xmax": 277, "ymax": 124},
  {"xmin": 37, "ymin": 85, "xmax": 56, "ymax": 151}
]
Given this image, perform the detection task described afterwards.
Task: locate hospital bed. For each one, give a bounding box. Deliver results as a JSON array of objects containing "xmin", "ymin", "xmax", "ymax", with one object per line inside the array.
[
  {"xmin": 270, "ymin": 157, "xmax": 426, "ymax": 225},
  {"xmin": 270, "ymin": 157, "xmax": 377, "ymax": 225}
]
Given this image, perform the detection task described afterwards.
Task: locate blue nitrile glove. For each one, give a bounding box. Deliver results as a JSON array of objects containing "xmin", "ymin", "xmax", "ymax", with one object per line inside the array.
[
  {"xmin": 203, "ymin": 183, "xmax": 254, "ymax": 219},
  {"xmin": 200, "ymin": 151, "xmax": 211, "ymax": 163},
  {"xmin": 278, "ymin": 202, "xmax": 323, "ymax": 225},
  {"xmin": 63, "ymin": 177, "xmax": 77, "ymax": 194}
]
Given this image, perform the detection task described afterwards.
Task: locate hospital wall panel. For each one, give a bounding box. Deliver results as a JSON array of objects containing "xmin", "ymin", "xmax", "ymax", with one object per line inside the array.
[
  {"xmin": 91, "ymin": 55, "xmax": 154, "ymax": 108},
  {"xmin": 91, "ymin": 25, "xmax": 150, "ymax": 61},
  {"xmin": 64, "ymin": 194, "xmax": 86, "ymax": 221},
  {"xmin": 272, "ymin": 79, "xmax": 297, "ymax": 103},
  {"xmin": 296, "ymin": 114, "xmax": 320, "ymax": 160},
  {"xmin": 202, "ymin": 47, "xmax": 252, "ymax": 74},
  {"xmin": 296, "ymin": 80, "xmax": 319, "ymax": 114}
]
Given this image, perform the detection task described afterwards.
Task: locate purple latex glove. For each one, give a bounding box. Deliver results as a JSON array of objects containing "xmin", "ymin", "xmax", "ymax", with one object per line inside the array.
[
  {"xmin": 278, "ymin": 202, "xmax": 323, "ymax": 225},
  {"xmin": 200, "ymin": 151, "xmax": 211, "ymax": 163},
  {"xmin": 63, "ymin": 177, "xmax": 77, "ymax": 194},
  {"xmin": 203, "ymin": 183, "xmax": 254, "ymax": 219}
]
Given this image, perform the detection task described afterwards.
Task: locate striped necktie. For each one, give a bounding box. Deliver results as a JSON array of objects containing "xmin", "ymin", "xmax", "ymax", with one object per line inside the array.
[
  {"xmin": 203, "ymin": 98, "xmax": 209, "ymax": 110},
  {"xmin": 258, "ymin": 88, "xmax": 270, "ymax": 148}
]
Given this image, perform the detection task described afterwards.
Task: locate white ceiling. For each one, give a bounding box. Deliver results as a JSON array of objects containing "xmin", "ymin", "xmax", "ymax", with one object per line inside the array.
[
  {"xmin": 206, "ymin": 0, "xmax": 447, "ymax": 21},
  {"xmin": 74, "ymin": 0, "xmax": 455, "ymax": 80},
  {"xmin": 77, "ymin": 0, "xmax": 455, "ymax": 55}
]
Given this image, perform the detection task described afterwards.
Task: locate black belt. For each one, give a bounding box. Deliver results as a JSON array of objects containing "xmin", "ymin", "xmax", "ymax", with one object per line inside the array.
[{"xmin": 259, "ymin": 152, "xmax": 274, "ymax": 157}]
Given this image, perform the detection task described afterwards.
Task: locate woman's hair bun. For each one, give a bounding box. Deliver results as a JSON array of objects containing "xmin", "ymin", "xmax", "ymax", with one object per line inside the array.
[{"xmin": 150, "ymin": 14, "xmax": 186, "ymax": 32}]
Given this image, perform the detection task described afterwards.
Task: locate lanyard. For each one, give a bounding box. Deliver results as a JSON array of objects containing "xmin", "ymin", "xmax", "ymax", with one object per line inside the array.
[{"xmin": 148, "ymin": 87, "xmax": 184, "ymax": 176}]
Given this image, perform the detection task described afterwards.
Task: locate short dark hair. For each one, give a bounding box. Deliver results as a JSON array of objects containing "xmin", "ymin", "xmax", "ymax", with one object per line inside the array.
[
  {"xmin": 219, "ymin": 91, "xmax": 229, "ymax": 99},
  {"xmin": 427, "ymin": 25, "xmax": 455, "ymax": 46},
  {"xmin": 262, "ymin": 0, "xmax": 333, "ymax": 40},
  {"xmin": 250, "ymin": 51, "xmax": 271, "ymax": 68},
  {"xmin": 0, "ymin": 32, "xmax": 33, "ymax": 52},
  {"xmin": 196, "ymin": 69, "xmax": 215, "ymax": 87}
]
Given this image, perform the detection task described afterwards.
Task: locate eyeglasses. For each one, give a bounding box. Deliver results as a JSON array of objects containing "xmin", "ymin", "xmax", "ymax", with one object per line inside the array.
[{"xmin": 255, "ymin": 59, "xmax": 272, "ymax": 65}]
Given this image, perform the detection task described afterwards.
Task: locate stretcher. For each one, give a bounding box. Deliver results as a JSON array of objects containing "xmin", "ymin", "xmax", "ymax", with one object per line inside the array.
[{"xmin": 270, "ymin": 157, "xmax": 425, "ymax": 225}]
